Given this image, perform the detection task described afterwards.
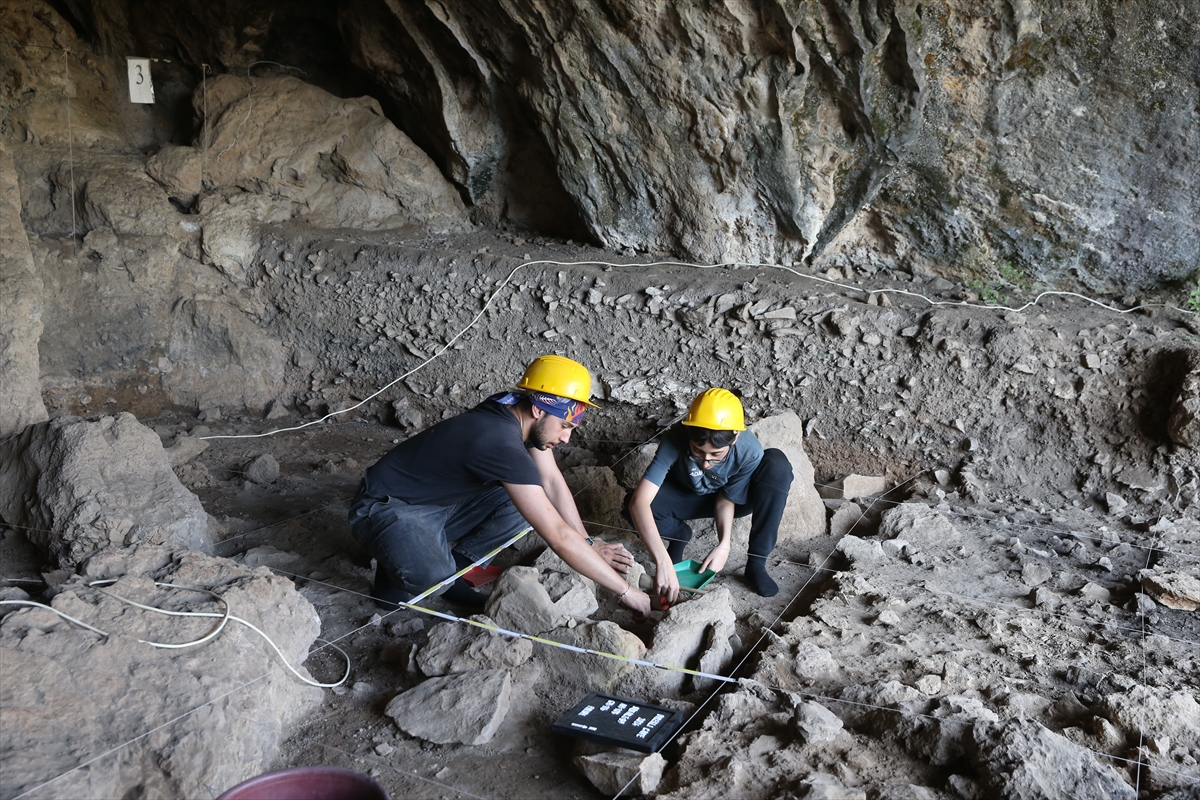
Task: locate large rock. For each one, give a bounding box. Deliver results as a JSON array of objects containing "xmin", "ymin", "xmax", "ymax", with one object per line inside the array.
[
  {"xmin": 485, "ymin": 566, "xmax": 597, "ymax": 635},
  {"xmin": 0, "ymin": 413, "xmax": 211, "ymax": 568},
  {"xmin": 967, "ymin": 719, "xmax": 1136, "ymax": 800},
  {"xmin": 385, "ymin": 669, "xmax": 512, "ymax": 745},
  {"xmin": 0, "ymin": 144, "xmax": 48, "ymax": 435},
  {"xmin": 538, "ymin": 620, "xmax": 647, "ymax": 695},
  {"xmin": 415, "ymin": 617, "xmax": 532, "ymax": 676},
  {"xmin": 749, "ymin": 412, "xmax": 826, "ymax": 543},
  {"xmin": 0, "ymin": 546, "xmax": 324, "ymax": 800},
  {"xmin": 879, "ymin": 503, "xmax": 963, "ymax": 549},
  {"xmin": 191, "ymin": 74, "xmax": 470, "ymax": 234},
  {"xmin": 620, "ymin": 586, "xmax": 736, "ymax": 697}
]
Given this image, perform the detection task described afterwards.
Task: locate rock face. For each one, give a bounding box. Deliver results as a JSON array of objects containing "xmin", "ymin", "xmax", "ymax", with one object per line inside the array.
[
  {"xmin": 342, "ymin": 0, "xmax": 1200, "ymax": 286},
  {"xmin": 0, "ymin": 546, "xmax": 324, "ymax": 800},
  {"xmin": 0, "ymin": 413, "xmax": 211, "ymax": 568},
  {"xmin": 0, "ymin": 144, "xmax": 48, "ymax": 435}
]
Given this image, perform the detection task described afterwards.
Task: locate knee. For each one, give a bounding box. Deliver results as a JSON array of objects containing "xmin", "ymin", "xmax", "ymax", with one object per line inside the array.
[{"xmin": 761, "ymin": 449, "xmax": 794, "ymax": 486}]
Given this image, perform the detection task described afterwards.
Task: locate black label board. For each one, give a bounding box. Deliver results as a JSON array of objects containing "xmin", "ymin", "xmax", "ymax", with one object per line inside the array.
[{"xmin": 551, "ymin": 692, "xmax": 686, "ymax": 753}]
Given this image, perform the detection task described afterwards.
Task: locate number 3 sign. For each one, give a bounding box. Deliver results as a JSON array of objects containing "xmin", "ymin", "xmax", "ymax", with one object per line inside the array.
[{"xmin": 126, "ymin": 58, "xmax": 154, "ymax": 104}]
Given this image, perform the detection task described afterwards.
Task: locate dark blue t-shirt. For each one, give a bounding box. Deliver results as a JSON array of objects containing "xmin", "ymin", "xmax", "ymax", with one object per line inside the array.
[{"xmin": 362, "ymin": 398, "xmax": 543, "ymax": 506}]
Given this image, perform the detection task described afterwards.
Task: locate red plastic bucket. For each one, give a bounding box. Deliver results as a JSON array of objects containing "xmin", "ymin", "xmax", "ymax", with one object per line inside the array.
[{"xmin": 216, "ymin": 766, "xmax": 390, "ymax": 800}]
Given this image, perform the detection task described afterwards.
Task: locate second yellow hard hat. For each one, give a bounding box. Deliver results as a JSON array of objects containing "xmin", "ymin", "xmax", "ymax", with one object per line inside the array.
[{"xmin": 681, "ymin": 388, "xmax": 745, "ymax": 431}]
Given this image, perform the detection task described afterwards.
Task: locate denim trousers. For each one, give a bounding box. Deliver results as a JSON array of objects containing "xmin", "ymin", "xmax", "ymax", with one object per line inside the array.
[
  {"xmin": 635, "ymin": 448, "xmax": 794, "ymax": 562},
  {"xmin": 347, "ymin": 483, "xmax": 527, "ymax": 600}
]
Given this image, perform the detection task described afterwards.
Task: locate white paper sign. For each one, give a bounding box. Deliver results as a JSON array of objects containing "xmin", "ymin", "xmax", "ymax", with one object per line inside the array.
[{"xmin": 127, "ymin": 58, "xmax": 154, "ymax": 104}]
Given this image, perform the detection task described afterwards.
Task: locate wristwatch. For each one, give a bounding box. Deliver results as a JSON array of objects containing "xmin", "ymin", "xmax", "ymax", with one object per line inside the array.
[{"xmin": 585, "ymin": 536, "xmax": 595, "ymax": 546}]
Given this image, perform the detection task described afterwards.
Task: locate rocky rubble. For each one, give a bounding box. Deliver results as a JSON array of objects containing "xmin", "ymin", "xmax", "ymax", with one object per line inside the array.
[
  {"xmin": 0, "ymin": 545, "xmax": 324, "ymax": 800},
  {"xmin": 654, "ymin": 501, "xmax": 1200, "ymax": 798}
]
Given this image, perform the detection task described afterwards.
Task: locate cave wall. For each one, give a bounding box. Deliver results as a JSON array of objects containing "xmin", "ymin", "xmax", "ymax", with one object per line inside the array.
[
  {"xmin": 340, "ymin": 0, "xmax": 1200, "ymax": 287},
  {"xmin": 1, "ymin": 0, "xmax": 1199, "ymax": 435},
  {"xmin": 5, "ymin": 0, "xmax": 1197, "ymax": 287}
]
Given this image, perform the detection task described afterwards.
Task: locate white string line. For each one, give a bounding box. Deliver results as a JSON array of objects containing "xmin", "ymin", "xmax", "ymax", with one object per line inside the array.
[
  {"xmin": 269, "ymin": 543, "xmax": 1200, "ymax": 794},
  {"xmin": 315, "ymin": 743, "xmax": 490, "ymax": 800},
  {"xmin": 1135, "ymin": 523, "xmax": 1160, "ymax": 796},
  {"xmin": 5, "ymin": 581, "xmax": 354, "ymax": 800},
  {"xmin": 197, "ymin": 259, "xmax": 529, "ymax": 441},
  {"xmin": 214, "ymin": 70, "xmax": 255, "ymax": 163}
]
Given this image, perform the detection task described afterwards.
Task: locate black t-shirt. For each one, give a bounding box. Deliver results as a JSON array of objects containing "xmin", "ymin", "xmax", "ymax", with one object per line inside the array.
[{"xmin": 362, "ymin": 398, "xmax": 543, "ymax": 506}]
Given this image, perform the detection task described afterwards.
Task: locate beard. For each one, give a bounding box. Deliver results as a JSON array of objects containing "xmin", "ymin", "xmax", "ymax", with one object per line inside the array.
[{"xmin": 529, "ymin": 414, "xmax": 557, "ymax": 450}]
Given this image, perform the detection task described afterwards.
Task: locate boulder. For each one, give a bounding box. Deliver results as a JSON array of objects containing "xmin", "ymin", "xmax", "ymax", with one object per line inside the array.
[
  {"xmin": 485, "ymin": 566, "xmax": 596, "ymax": 635},
  {"xmin": 195, "ymin": 75, "xmax": 470, "ymax": 234},
  {"xmin": 612, "ymin": 443, "xmax": 659, "ymax": 490},
  {"xmin": 620, "ymin": 586, "xmax": 735, "ymax": 696},
  {"xmin": 0, "ymin": 546, "xmax": 323, "ymax": 800},
  {"xmin": 0, "ymin": 144, "xmax": 48, "ymax": 435},
  {"xmin": 415, "ymin": 617, "xmax": 532, "ymax": 676},
  {"xmin": 538, "ymin": 621, "xmax": 646, "ymax": 694},
  {"xmin": 0, "ymin": 414, "xmax": 211, "ymax": 568},
  {"xmin": 879, "ymin": 503, "xmax": 963, "ymax": 549},
  {"xmin": 385, "ymin": 669, "xmax": 511, "ymax": 745},
  {"xmin": 164, "ymin": 435, "xmax": 209, "ymax": 467},
  {"xmin": 146, "ymin": 144, "xmax": 204, "ymax": 207},
  {"xmin": 836, "ymin": 535, "xmax": 887, "ymax": 566},
  {"xmin": 842, "ymin": 474, "xmax": 887, "ymax": 500},
  {"xmin": 749, "ymin": 412, "xmax": 826, "ymax": 543},
  {"xmin": 244, "ymin": 454, "xmax": 280, "ymax": 485},
  {"xmin": 793, "ymin": 700, "xmax": 844, "ymax": 744},
  {"xmin": 1139, "ymin": 569, "xmax": 1200, "ymax": 611}
]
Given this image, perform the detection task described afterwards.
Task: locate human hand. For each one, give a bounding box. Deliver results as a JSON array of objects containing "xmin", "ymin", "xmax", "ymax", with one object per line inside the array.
[
  {"xmin": 700, "ymin": 542, "xmax": 730, "ymax": 573},
  {"xmin": 620, "ymin": 587, "xmax": 652, "ymax": 616},
  {"xmin": 654, "ymin": 566, "xmax": 681, "ymax": 605},
  {"xmin": 593, "ymin": 539, "xmax": 633, "ymax": 574}
]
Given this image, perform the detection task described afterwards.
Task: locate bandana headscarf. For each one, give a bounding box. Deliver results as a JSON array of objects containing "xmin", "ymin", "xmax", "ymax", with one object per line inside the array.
[{"xmin": 491, "ymin": 391, "xmax": 586, "ymax": 424}]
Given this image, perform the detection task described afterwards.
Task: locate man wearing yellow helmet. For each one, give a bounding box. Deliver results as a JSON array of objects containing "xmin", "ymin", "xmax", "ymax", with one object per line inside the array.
[
  {"xmin": 349, "ymin": 355, "xmax": 651, "ymax": 615},
  {"xmin": 626, "ymin": 388, "xmax": 793, "ymax": 600}
]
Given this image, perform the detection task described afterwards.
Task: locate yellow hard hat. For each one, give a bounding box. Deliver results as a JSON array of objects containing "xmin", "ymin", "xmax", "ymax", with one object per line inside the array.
[
  {"xmin": 516, "ymin": 355, "xmax": 598, "ymax": 407},
  {"xmin": 681, "ymin": 388, "xmax": 745, "ymax": 431}
]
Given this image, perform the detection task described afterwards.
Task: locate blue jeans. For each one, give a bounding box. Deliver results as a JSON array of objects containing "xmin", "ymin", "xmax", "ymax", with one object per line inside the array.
[{"xmin": 347, "ymin": 484, "xmax": 527, "ymax": 601}]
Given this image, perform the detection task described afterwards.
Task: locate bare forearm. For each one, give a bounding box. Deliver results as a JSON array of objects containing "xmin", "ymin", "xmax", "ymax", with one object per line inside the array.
[
  {"xmin": 630, "ymin": 500, "xmax": 672, "ymax": 566},
  {"xmin": 714, "ymin": 495, "xmax": 734, "ymax": 544}
]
